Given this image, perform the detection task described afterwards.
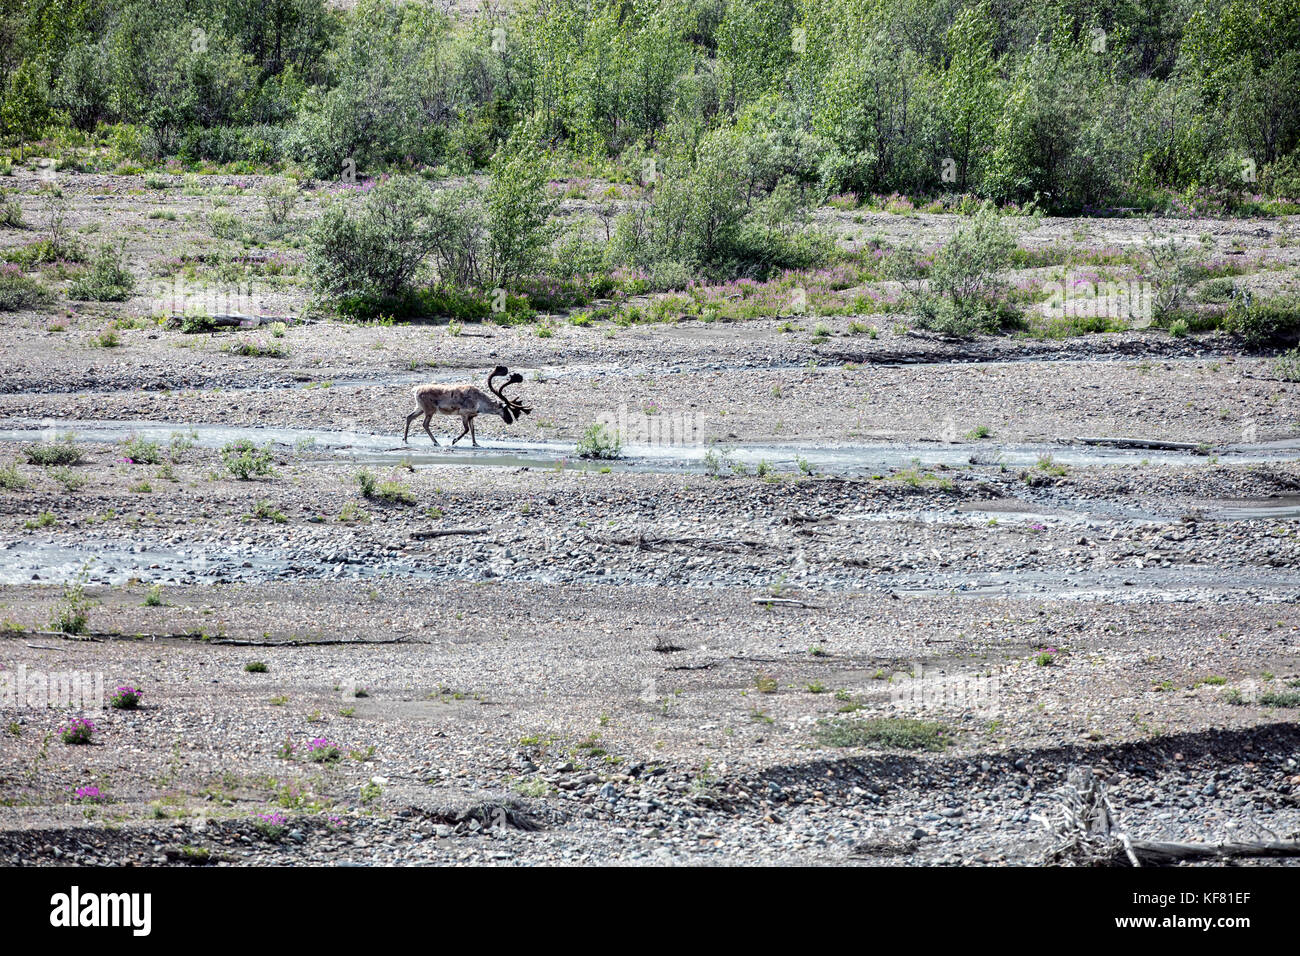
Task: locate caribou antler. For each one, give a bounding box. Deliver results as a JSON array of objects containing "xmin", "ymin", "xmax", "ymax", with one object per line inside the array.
[
  {"xmin": 487, "ymin": 365, "xmax": 510, "ymax": 397},
  {"xmin": 485, "ymin": 366, "xmax": 532, "ymax": 416},
  {"xmin": 499, "ymin": 372, "xmax": 532, "ymax": 415}
]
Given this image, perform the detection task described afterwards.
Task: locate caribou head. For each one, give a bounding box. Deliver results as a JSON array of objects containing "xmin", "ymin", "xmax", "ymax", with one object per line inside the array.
[{"xmin": 487, "ymin": 366, "xmax": 533, "ymax": 423}]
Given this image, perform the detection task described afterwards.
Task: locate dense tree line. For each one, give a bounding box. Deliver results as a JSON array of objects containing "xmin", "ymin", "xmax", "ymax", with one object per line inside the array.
[{"xmin": 1, "ymin": 0, "xmax": 1297, "ymax": 211}]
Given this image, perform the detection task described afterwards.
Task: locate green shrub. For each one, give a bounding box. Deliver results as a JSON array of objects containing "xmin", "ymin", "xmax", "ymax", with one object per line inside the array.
[
  {"xmin": 209, "ymin": 210, "xmax": 245, "ymax": 240},
  {"xmin": 575, "ymin": 423, "xmax": 623, "ymax": 460},
  {"xmin": 613, "ymin": 124, "xmax": 831, "ymax": 280},
  {"xmin": 1227, "ymin": 295, "xmax": 1300, "ymax": 349},
  {"xmin": 1259, "ymin": 690, "xmax": 1300, "ymax": 708},
  {"xmin": 1274, "ymin": 348, "xmax": 1300, "ymax": 382},
  {"xmin": 24, "ymin": 510, "xmax": 56, "ymax": 530},
  {"xmin": 25, "ymin": 438, "xmax": 81, "ymax": 466},
  {"xmin": 482, "ymin": 129, "xmax": 559, "ymax": 287},
  {"xmin": 263, "ymin": 181, "xmax": 297, "ymax": 225},
  {"xmin": 226, "ymin": 338, "xmax": 289, "ymax": 358},
  {"xmin": 50, "ymin": 568, "xmax": 93, "ymax": 634},
  {"xmin": 120, "ymin": 436, "xmax": 162, "ymax": 464},
  {"xmin": 220, "ymin": 440, "xmax": 275, "ymax": 480},
  {"xmin": 1143, "ymin": 230, "xmax": 1204, "ymax": 322},
  {"xmin": 46, "ymin": 465, "xmax": 84, "ymax": 491},
  {"xmin": 309, "ymin": 177, "xmax": 446, "ymax": 300},
  {"xmin": 0, "ymin": 189, "xmax": 23, "ymax": 228},
  {"xmin": 0, "ymin": 460, "xmax": 25, "ymax": 489},
  {"xmin": 1196, "ymin": 277, "xmax": 1238, "ymax": 303},
  {"xmin": 355, "ymin": 469, "xmax": 416, "ymax": 505},
  {"xmin": 0, "ymin": 266, "xmax": 52, "ymax": 311},
  {"xmin": 68, "ymin": 244, "xmax": 135, "ymax": 302},
  {"xmin": 915, "ymin": 202, "xmax": 1023, "ymax": 335},
  {"xmin": 247, "ymin": 500, "xmax": 287, "ymax": 522},
  {"xmin": 179, "ymin": 311, "xmax": 218, "ymax": 333}
]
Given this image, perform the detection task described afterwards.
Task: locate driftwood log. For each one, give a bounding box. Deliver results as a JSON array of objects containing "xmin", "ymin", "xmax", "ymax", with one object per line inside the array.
[
  {"xmin": 1071, "ymin": 436, "xmax": 1206, "ymax": 452},
  {"xmin": 592, "ymin": 533, "xmax": 765, "ymax": 553},
  {"xmin": 410, "ymin": 527, "xmax": 487, "ymax": 540},
  {"xmin": 1040, "ymin": 768, "xmax": 1300, "ymax": 866},
  {"xmin": 751, "ymin": 597, "xmax": 816, "ymax": 608}
]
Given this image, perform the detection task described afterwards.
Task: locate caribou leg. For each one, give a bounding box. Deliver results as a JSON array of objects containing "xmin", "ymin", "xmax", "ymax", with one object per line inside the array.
[
  {"xmin": 470, "ymin": 418, "xmax": 479, "ymax": 447},
  {"xmin": 421, "ymin": 413, "xmax": 439, "ymax": 446},
  {"xmin": 450, "ymin": 416, "xmax": 472, "ymax": 445},
  {"xmin": 404, "ymin": 409, "xmax": 424, "ymax": 443}
]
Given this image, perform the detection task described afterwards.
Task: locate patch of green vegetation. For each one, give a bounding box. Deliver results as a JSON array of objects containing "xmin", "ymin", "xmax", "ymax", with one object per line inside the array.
[
  {"xmin": 246, "ymin": 500, "xmax": 287, "ymax": 523},
  {"xmin": 227, "ymin": 338, "xmax": 289, "ymax": 358},
  {"xmin": 513, "ymin": 779, "xmax": 552, "ymax": 797},
  {"xmin": 23, "ymin": 510, "xmax": 56, "ymax": 530},
  {"xmin": 1035, "ymin": 454, "xmax": 1067, "ymax": 477},
  {"xmin": 0, "ymin": 460, "xmax": 27, "ymax": 490},
  {"xmin": 25, "ymin": 438, "xmax": 81, "ymax": 467},
  {"xmin": 49, "ymin": 566, "xmax": 93, "ymax": 635},
  {"xmin": 220, "ymin": 440, "xmax": 275, "ymax": 480},
  {"xmin": 1274, "ymin": 348, "xmax": 1300, "ymax": 382},
  {"xmin": 0, "ymin": 268, "xmax": 53, "ymax": 312},
  {"xmin": 179, "ymin": 845, "xmax": 211, "ymax": 864},
  {"xmin": 68, "ymin": 244, "xmax": 135, "ymax": 301},
  {"xmin": 338, "ymin": 501, "xmax": 369, "ymax": 523},
  {"xmin": 1259, "ymin": 690, "xmax": 1300, "ymax": 708},
  {"xmin": 813, "ymin": 717, "xmax": 950, "ymax": 751},
  {"xmin": 575, "ymin": 423, "xmax": 622, "ymax": 460},
  {"xmin": 120, "ymin": 436, "xmax": 162, "ymax": 465},
  {"xmin": 46, "ymin": 465, "xmax": 84, "ymax": 491},
  {"xmin": 355, "ymin": 469, "xmax": 416, "ymax": 505}
]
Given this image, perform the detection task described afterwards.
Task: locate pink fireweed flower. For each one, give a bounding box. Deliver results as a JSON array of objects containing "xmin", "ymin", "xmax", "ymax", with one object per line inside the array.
[
  {"xmin": 59, "ymin": 717, "xmax": 95, "ymax": 745},
  {"xmin": 110, "ymin": 686, "xmax": 142, "ymax": 710}
]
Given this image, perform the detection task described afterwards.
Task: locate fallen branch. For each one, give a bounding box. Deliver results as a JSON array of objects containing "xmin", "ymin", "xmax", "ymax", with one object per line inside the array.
[
  {"xmin": 1071, "ymin": 437, "xmax": 1206, "ymax": 452},
  {"xmin": 1127, "ymin": 839, "xmax": 1300, "ymax": 864},
  {"xmin": 592, "ymin": 533, "xmax": 765, "ymax": 553},
  {"xmin": 752, "ymin": 597, "xmax": 816, "ymax": 608},
  {"xmin": 1039, "ymin": 768, "xmax": 1300, "ymax": 866},
  {"xmin": 11, "ymin": 629, "xmax": 101, "ymax": 643},
  {"xmin": 208, "ymin": 637, "xmax": 411, "ymax": 647},
  {"xmin": 411, "ymin": 527, "xmax": 488, "ymax": 540},
  {"xmin": 2, "ymin": 627, "xmax": 407, "ymax": 648}
]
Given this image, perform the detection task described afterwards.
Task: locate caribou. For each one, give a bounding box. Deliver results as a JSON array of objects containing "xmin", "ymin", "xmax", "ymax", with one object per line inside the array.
[{"xmin": 403, "ymin": 365, "xmax": 532, "ymax": 447}]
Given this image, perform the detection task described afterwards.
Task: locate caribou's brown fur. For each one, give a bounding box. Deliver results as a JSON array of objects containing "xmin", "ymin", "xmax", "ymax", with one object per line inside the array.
[{"xmin": 403, "ymin": 366, "xmax": 531, "ymax": 447}]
